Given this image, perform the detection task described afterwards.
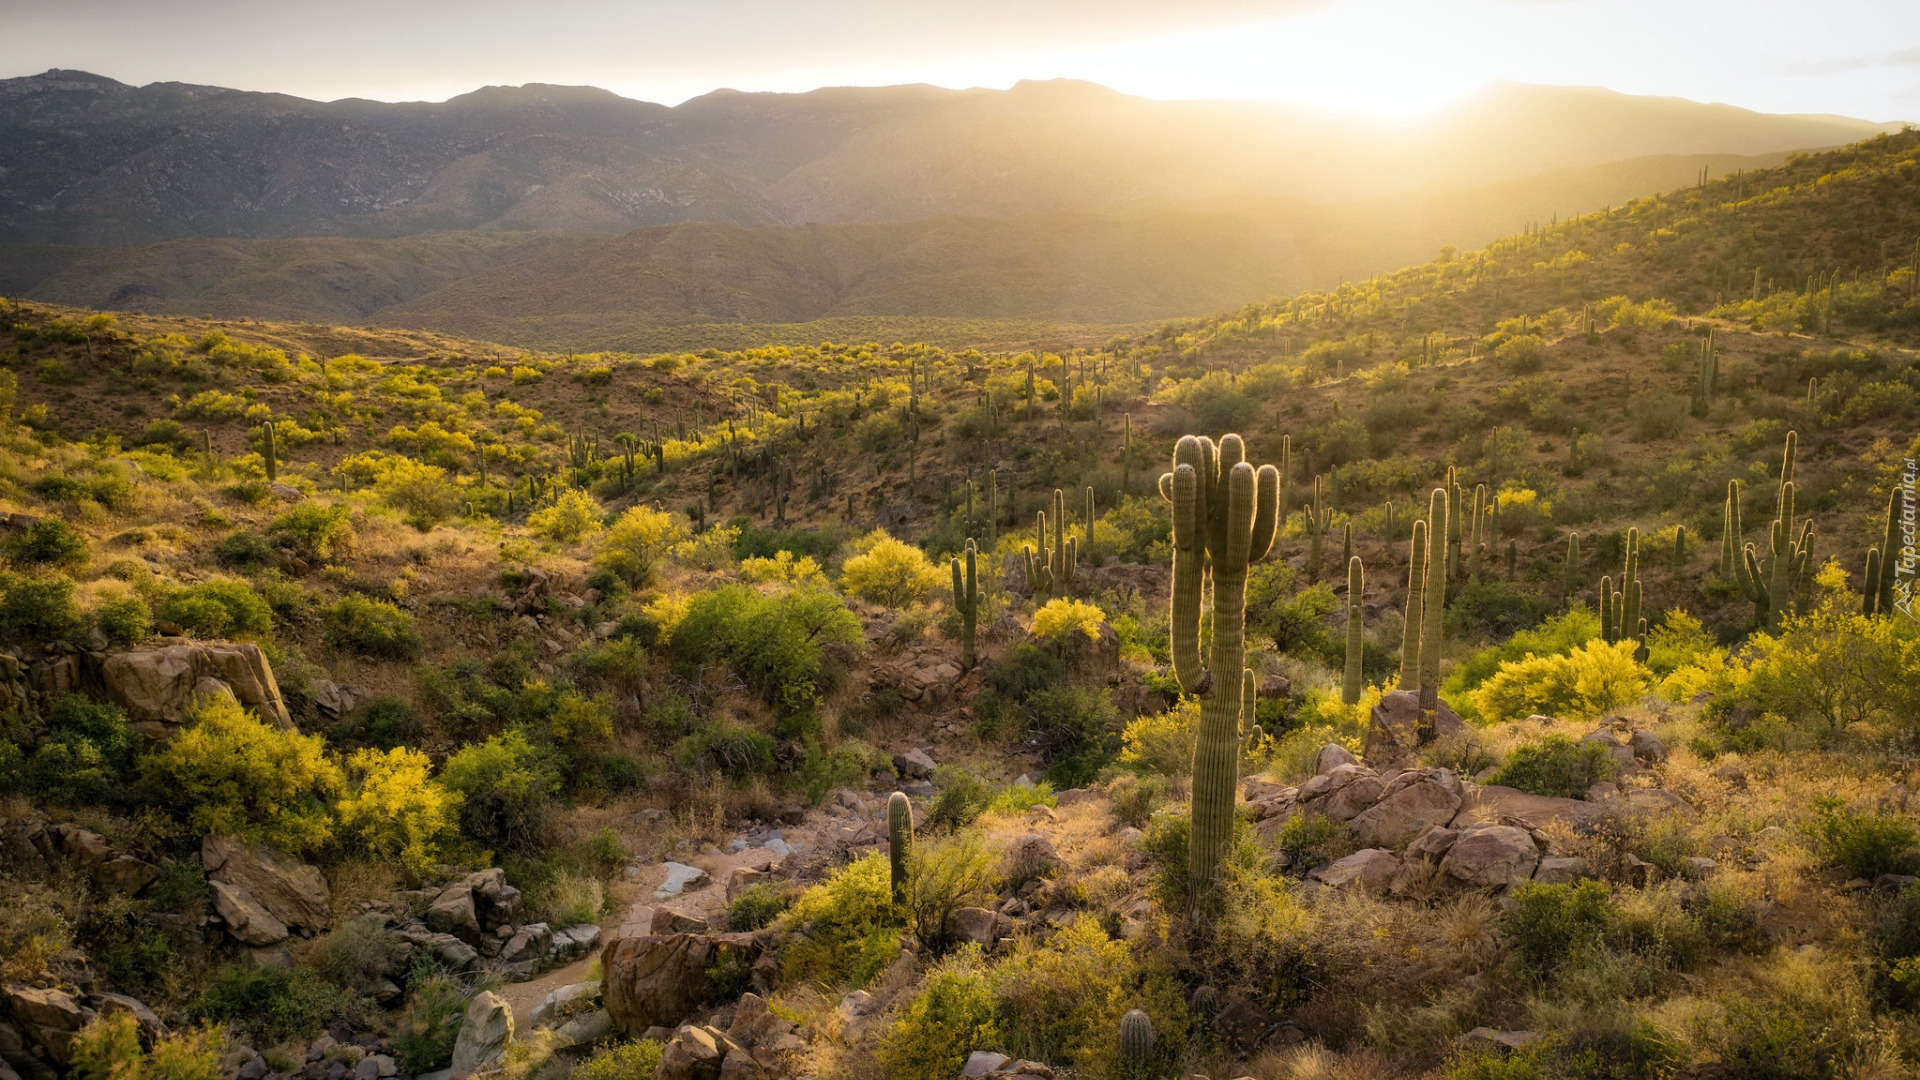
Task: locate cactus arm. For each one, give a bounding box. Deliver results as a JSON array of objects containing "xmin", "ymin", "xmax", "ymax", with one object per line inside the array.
[
  {"xmin": 1249, "ymin": 464, "xmax": 1280, "ymax": 562},
  {"xmin": 1169, "ymin": 463, "xmax": 1205, "ymax": 693}
]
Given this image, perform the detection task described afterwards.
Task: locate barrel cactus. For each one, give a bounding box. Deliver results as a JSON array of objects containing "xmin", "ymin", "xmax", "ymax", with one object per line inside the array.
[
  {"xmin": 1119, "ymin": 1008, "xmax": 1155, "ymax": 1080},
  {"xmin": 1160, "ymin": 434, "xmax": 1280, "ymax": 905}
]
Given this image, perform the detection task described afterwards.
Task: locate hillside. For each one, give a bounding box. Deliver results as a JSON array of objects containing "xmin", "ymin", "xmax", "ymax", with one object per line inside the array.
[{"xmin": 3, "ymin": 122, "xmax": 1920, "ymax": 1080}]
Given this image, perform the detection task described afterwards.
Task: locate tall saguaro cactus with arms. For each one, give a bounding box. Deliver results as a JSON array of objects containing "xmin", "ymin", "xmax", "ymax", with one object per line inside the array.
[{"xmin": 1161, "ymin": 434, "xmax": 1280, "ymax": 907}]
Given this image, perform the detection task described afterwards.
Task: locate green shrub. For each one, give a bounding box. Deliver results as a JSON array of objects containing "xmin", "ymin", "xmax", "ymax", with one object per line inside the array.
[
  {"xmin": 986, "ymin": 643, "xmax": 1067, "ymax": 702},
  {"xmin": 159, "ymin": 579, "xmax": 273, "ymax": 639},
  {"xmin": 1021, "ymin": 685, "xmax": 1118, "ymax": 788},
  {"xmin": 779, "ymin": 853, "xmax": 899, "ymax": 988},
  {"xmin": 670, "ymin": 584, "xmax": 862, "ymax": 714},
  {"xmin": 908, "ymin": 835, "xmax": 999, "ymax": 953},
  {"xmin": 71, "ymin": 1012, "xmax": 224, "ymax": 1080},
  {"xmin": 673, "ymin": 723, "xmax": 777, "ymax": 780},
  {"xmin": 144, "ymin": 693, "xmax": 341, "ymax": 854},
  {"xmin": 189, "ymin": 964, "xmax": 356, "ymax": 1043},
  {"xmin": 1473, "ymin": 640, "xmax": 1649, "ymax": 725},
  {"xmin": 93, "ymin": 594, "xmax": 152, "ymax": 645},
  {"xmin": 877, "ymin": 949, "xmax": 1001, "ymax": 1080},
  {"xmin": 572, "ymin": 1040, "xmax": 664, "ymax": 1080},
  {"xmin": 26, "ymin": 696, "xmax": 136, "ymax": 805},
  {"xmin": 1106, "ymin": 772, "xmax": 1175, "ymax": 829},
  {"xmin": 992, "ymin": 918, "xmax": 1189, "ymax": 1076},
  {"xmin": 1507, "ymin": 880, "xmax": 1613, "ymax": 976},
  {"xmin": 799, "ymin": 738, "xmax": 888, "ymax": 805},
  {"xmin": 5, "ymin": 518, "xmax": 88, "ymax": 568},
  {"xmin": 439, "ymin": 729, "xmax": 560, "ymax": 855},
  {"xmin": 392, "ymin": 976, "xmax": 467, "ymax": 1073},
  {"xmin": 1274, "ymin": 812, "xmax": 1351, "ymax": 875},
  {"xmin": 323, "ymin": 595, "xmax": 422, "ymax": 659},
  {"xmin": 213, "ymin": 530, "xmax": 277, "ymax": 569},
  {"xmin": 269, "ymin": 503, "xmax": 354, "ymax": 563},
  {"xmin": 928, "ymin": 765, "xmax": 995, "ymax": 831},
  {"xmin": 1487, "ymin": 735, "xmax": 1616, "ymax": 799},
  {"xmin": 351, "ymin": 695, "xmax": 425, "ymax": 749},
  {"xmin": 725, "ymin": 884, "xmax": 790, "ymax": 932},
  {"xmin": 0, "ymin": 573, "xmax": 85, "ymax": 641},
  {"xmin": 319, "ymin": 914, "xmax": 406, "ymax": 994},
  {"xmin": 1806, "ymin": 798, "xmax": 1918, "ymax": 880}
]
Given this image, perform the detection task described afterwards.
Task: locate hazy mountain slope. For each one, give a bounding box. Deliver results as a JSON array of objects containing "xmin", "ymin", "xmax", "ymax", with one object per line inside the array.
[{"xmin": 0, "ymin": 69, "xmax": 1898, "ymax": 246}]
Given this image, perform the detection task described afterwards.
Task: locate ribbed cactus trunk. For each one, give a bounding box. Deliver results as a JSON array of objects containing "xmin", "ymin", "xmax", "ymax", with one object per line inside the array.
[
  {"xmin": 1397, "ymin": 520, "xmax": 1427, "ymax": 691},
  {"xmin": 952, "ymin": 541, "xmax": 978, "ymax": 669},
  {"xmin": 1417, "ymin": 487, "xmax": 1449, "ymax": 737},
  {"xmin": 1163, "ymin": 434, "xmax": 1279, "ymax": 909},
  {"xmin": 1342, "ymin": 556, "xmax": 1365, "ymax": 706},
  {"xmin": 1505, "ymin": 539, "xmax": 1518, "ymax": 582},
  {"xmin": 1563, "ymin": 531, "xmax": 1580, "ymax": 601},
  {"xmin": 1468, "ymin": 484, "xmax": 1486, "ymax": 583},
  {"xmin": 1873, "ymin": 484, "xmax": 1903, "ymax": 615},
  {"xmin": 1600, "ymin": 575, "xmax": 1616, "ymax": 642},
  {"xmin": 262, "ymin": 421, "xmax": 278, "ymax": 481},
  {"xmin": 1673, "ymin": 526, "xmax": 1687, "ymax": 575},
  {"xmin": 887, "ymin": 792, "xmax": 913, "ymax": 907},
  {"xmin": 1119, "ymin": 1009, "xmax": 1155, "ymax": 1080}
]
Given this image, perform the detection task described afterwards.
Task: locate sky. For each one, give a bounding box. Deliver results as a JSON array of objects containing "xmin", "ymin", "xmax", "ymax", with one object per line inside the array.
[{"xmin": 4, "ymin": 0, "xmax": 1920, "ymax": 121}]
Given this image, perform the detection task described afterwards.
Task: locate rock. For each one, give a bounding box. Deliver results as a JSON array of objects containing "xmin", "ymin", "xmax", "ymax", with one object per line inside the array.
[
  {"xmin": 1209, "ymin": 989, "xmax": 1272, "ymax": 1051},
  {"xmin": 5, "ymin": 987, "xmax": 86, "ymax": 1066},
  {"xmin": 1439, "ymin": 826, "xmax": 1540, "ymax": 889},
  {"xmin": 657, "ymin": 1027, "xmax": 726, "ymax": 1080},
  {"xmin": 1405, "ymin": 826, "xmax": 1459, "ymax": 863},
  {"xmin": 1012, "ymin": 834, "xmax": 1061, "ymax": 876},
  {"xmin": 1684, "ymin": 857, "xmax": 1719, "ymax": 878},
  {"xmin": 1586, "ymin": 782, "xmax": 1620, "ymax": 801},
  {"xmin": 1533, "ymin": 856, "xmax": 1590, "ymax": 885},
  {"xmin": 89, "ymin": 994, "xmax": 164, "ymax": 1042},
  {"xmin": 602, "ymin": 933, "xmax": 758, "ymax": 1034},
  {"xmin": 1626, "ymin": 789, "xmax": 1693, "ymax": 816},
  {"xmin": 555, "ymin": 1010, "xmax": 613, "ymax": 1046},
  {"xmin": 351, "ymin": 1059, "xmax": 379, "ymax": 1080},
  {"xmin": 1628, "ymin": 730, "xmax": 1669, "ymax": 763},
  {"xmin": 962, "ymin": 1052, "xmax": 1011, "ymax": 1078},
  {"xmin": 657, "ymin": 862, "xmax": 711, "ymax": 899},
  {"xmin": 1451, "ymin": 786, "xmax": 1604, "ymax": 830},
  {"xmin": 308, "ymin": 679, "xmax": 359, "ymax": 719},
  {"xmin": 1349, "ymin": 770, "xmax": 1462, "ymax": 849},
  {"xmin": 529, "ymin": 982, "xmax": 598, "ymax": 1029},
  {"xmin": 1459, "ymin": 1028, "xmax": 1541, "ymax": 1053},
  {"xmin": 1313, "ymin": 744, "xmax": 1358, "ymax": 776},
  {"xmin": 210, "ymin": 879, "xmax": 291, "ymax": 946},
  {"xmin": 448, "ymin": 992, "xmax": 512, "ymax": 1079},
  {"xmin": 500, "ymin": 923, "xmax": 553, "ymax": 963},
  {"xmin": 426, "ymin": 883, "xmax": 479, "ymax": 938},
  {"xmin": 1257, "ymin": 673, "xmax": 1290, "ymax": 699},
  {"xmin": 1363, "ymin": 689, "xmax": 1466, "ymax": 765},
  {"xmin": 953, "ymin": 907, "xmax": 1006, "ymax": 946},
  {"xmin": 1876, "ymin": 874, "xmax": 1920, "ymax": 892},
  {"xmin": 93, "ymin": 854, "xmax": 162, "ymax": 896},
  {"xmin": 99, "ymin": 641, "xmax": 293, "ymax": 732},
  {"xmin": 203, "ymin": 835, "xmax": 331, "ymax": 935},
  {"xmin": 893, "ymin": 748, "xmax": 936, "ymax": 780},
  {"xmin": 1053, "ymin": 788, "xmax": 1100, "ymax": 808},
  {"xmin": 1308, "ymin": 849, "xmax": 1400, "ymax": 893}
]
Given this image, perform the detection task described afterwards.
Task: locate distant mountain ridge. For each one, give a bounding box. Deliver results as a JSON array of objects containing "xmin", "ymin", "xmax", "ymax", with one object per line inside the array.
[{"xmin": 0, "ymin": 69, "xmax": 1902, "ymax": 246}]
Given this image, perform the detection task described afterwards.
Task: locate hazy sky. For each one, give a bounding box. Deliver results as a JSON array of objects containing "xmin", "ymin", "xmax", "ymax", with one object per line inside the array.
[{"xmin": 5, "ymin": 0, "xmax": 1919, "ymax": 120}]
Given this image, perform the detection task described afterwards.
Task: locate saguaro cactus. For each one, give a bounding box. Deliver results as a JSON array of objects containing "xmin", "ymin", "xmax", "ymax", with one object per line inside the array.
[
  {"xmin": 1467, "ymin": 484, "xmax": 1488, "ymax": 583},
  {"xmin": 1417, "ymin": 487, "xmax": 1450, "ymax": 737},
  {"xmin": 1738, "ymin": 432, "xmax": 1813, "ymax": 630},
  {"xmin": 1397, "ymin": 520, "xmax": 1428, "ymax": 691},
  {"xmin": 1672, "ymin": 525, "xmax": 1687, "ymax": 575},
  {"xmin": 1119, "ymin": 1009, "xmax": 1155, "ymax": 1080},
  {"xmin": 887, "ymin": 792, "xmax": 913, "ymax": 907},
  {"xmin": 1563, "ymin": 531, "xmax": 1580, "ymax": 601},
  {"xmin": 952, "ymin": 540, "xmax": 979, "ymax": 670},
  {"xmin": 261, "ymin": 421, "xmax": 278, "ymax": 481},
  {"xmin": 1865, "ymin": 484, "xmax": 1905, "ymax": 616},
  {"xmin": 1161, "ymin": 434, "xmax": 1280, "ymax": 905},
  {"xmin": 1023, "ymin": 489, "xmax": 1077, "ymax": 601},
  {"xmin": 1305, "ymin": 475, "xmax": 1333, "ymax": 580},
  {"xmin": 1342, "ymin": 556, "xmax": 1365, "ymax": 706},
  {"xmin": 1721, "ymin": 480, "xmax": 1744, "ymax": 578}
]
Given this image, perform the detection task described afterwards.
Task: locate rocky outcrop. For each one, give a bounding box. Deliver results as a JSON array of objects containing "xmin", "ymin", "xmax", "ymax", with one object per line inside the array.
[
  {"xmin": 99, "ymin": 641, "xmax": 292, "ymax": 734},
  {"xmin": 4, "ymin": 988, "xmax": 86, "ymax": 1068},
  {"xmin": 448, "ymin": 992, "xmax": 512, "ymax": 1079},
  {"xmin": 1363, "ymin": 689, "xmax": 1466, "ymax": 765},
  {"xmin": 1349, "ymin": 770, "xmax": 1462, "ymax": 849},
  {"xmin": 1308, "ymin": 849, "xmax": 1400, "ymax": 893},
  {"xmin": 602, "ymin": 932, "xmax": 762, "ymax": 1035},
  {"xmin": 0, "ymin": 815, "xmax": 160, "ymax": 896},
  {"xmin": 1438, "ymin": 825, "xmax": 1541, "ymax": 889},
  {"xmin": 203, "ymin": 835, "xmax": 330, "ymax": 943},
  {"xmin": 424, "ymin": 869, "xmax": 523, "ymax": 943}
]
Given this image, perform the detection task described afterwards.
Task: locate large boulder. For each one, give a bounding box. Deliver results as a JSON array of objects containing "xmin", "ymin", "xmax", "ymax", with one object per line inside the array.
[
  {"xmin": 1308, "ymin": 848, "xmax": 1400, "ymax": 893},
  {"xmin": 1439, "ymin": 825, "xmax": 1540, "ymax": 889},
  {"xmin": 209, "ymin": 879, "xmax": 290, "ymax": 946},
  {"xmin": 1296, "ymin": 763, "xmax": 1384, "ymax": 822},
  {"xmin": 1363, "ymin": 689, "xmax": 1466, "ymax": 765},
  {"xmin": 4, "ymin": 988, "xmax": 85, "ymax": 1068},
  {"xmin": 202, "ymin": 835, "xmax": 330, "ymax": 936},
  {"xmin": 99, "ymin": 641, "xmax": 292, "ymax": 734},
  {"xmin": 448, "ymin": 992, "xmax": 512, "ymax": 1079},
  {"xmin": 1349, "ymin": 770, "xmax": 1462, "ymax": 849},
  {"xmin": 602, "ymin": 933, "xmax": 759, "ymax": 1035},
  {"xmin": 657, "ymin": 1026, "xmax": 729, "ymax": 1080},
  {"xmin": 1451, "ymin": 786, "xmax": 1604, "ymax": 831}
]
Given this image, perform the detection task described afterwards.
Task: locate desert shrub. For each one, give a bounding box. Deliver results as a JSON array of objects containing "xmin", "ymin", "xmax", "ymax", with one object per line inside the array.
[
  {"xmin": 159, "ymin": 579, "xmax": 273, "ymax": 639},
  {"xmin": 527, "ymin": 489, "xmax": 605, "ymax": 544},
  {"xmin": 1119, "ymin": 699, "xmax": 1198, "ymax": 778},
  {"xmin": 878, "ymin": 948, "xmax": 1001, "ymax": 1080},
  {"xmin": 1507, "ymin": 880, "xmax": 1614, "ymax": 976},
  {"xmin": 1716, "ymin": 597, "xmax": 1920, "ymax": 744},
  {"xmin": 439, "ymin": 729, "xmax": 561, "ymax": 855},
  {"xmin": 571, "ymin": 1040, "xmax": 663, "ymax": 1080},
  {"xmin": 71, "ymin": 1012, "xmax": 224, "ymax": 1080},
  {"xmin": 799, "ymin": 738, "xmax": 889, "ymax": 805},
  {"xmin": 779, "ymin": 853, "xmax": 899, "ymax": 988},
  {"xmin": 322, "ymin": 595, "xmax": 422, "ymax": 659},
  {"xmin": 351, "ymin": 695, "xmax": 426, "ymax": 749},
  {"xmin": 672, "ymin": 722, "xmax": 777, "ymax": 780},
  {"xmin": 5, "ymin": 518, "xmax": 88, "ymax": 568},
  {"xmin": 594, "ymin": 505, "xmax": 687, "ymax": 585},
  {"xmin": 1021, "ymin": 685, "xmax": 1118, "ymax": 787},
  {"xmin": 190, "ymin": 964, "xmax": 356, "ymax": 1043},
  {"xmin": 669, "ymin": 584, "xmax": 862, "ymax": 713},
  {"xmin": 840, "ymin": 529, "xmax": 944, "ymax": 607},
  {"xmin": 1031, "ymin": 598, "xmax": 1105, "ymax": 644},
  {"xmin": 1444, "ymin": 580, "xmax": 1552, "ymax": 641},
  {"xmin": 26, "ymin": 695, "xmax": 136, "ymax": 805},
  {"xmin": 1447, "ymin": 608, "xmax": 1601, "ymax": 703},
  {"xmin": 318, "ymin": 914, "xmax": 407, "ymax": 994},
  {"xmin": 337, "ymin": 747, "xmax": 462, "ymax": 875},
  {"xmin": 1805, "ymin": 798, "xmax": 1918, "ymax": 880},
  {"xmin": 928, "ymin": 765, "xmax": 995, "ymax": 831},
  {"xmin": 213, "ymin": 529, "xmax": 276, "ymax": 569},
  {"xmin": 1487, "ymin": 736, "xmax": 1616, "ymax": 799},
  {"xmin": 393, "ymin": 976, "xmax": 468, "ymax": 1073},
  {"xmin": 145, "ymin": 693, "xmax": 341, "ymax": 854},
  {"xmin": 546, "ymin": 871, "xmax": 606, "ymax": 928},
  {"xmin": 268, "ymin": 503, "xmax": 355, "ymax": 563},
  {"xmin": 986, "ymin": 644, "xmax": 1066, "ymax": 702},
  {"xmin": 992, "ymin": 918, "xmax": 1189, "ymax": 1076},
  {"xmin": 907, "ymin": 835, "xmax": 999, "ymax": 953},
  {"xmin": 0, "ymin": 573, "xmax": 85, "ymax": 641},
  {"xmin": 1247, "ymin": 569, "xmax": 1338, "ymax": 662},
  {"xmin": 1689, "ymin": 950, "xmax": 1881, "ymax": 1080},
  {"xmin": 1273, "ymin": 812, "xmax": 1350, "ymax": 874},
  {"xmin": 1495, "ymin": 333, "xmax": 1546, "ymax": 373},
  {"xmin": 1473, "ymin": 640, "xmax": 1649, "ymax": 724},
  {"xmin": 725, "ymin": 884, "xmax": 790, "ymax": 932},
  {"xmin": 1106, "ymin": 772, "xmax": 1176, "ymax": 829},
  {"xmin": 739, "ymin": 550, "xmax": 828, "ymax": 587},
  {"xmin": 93, "ymin": 593, "xmax": 152, "ymax": 645}
]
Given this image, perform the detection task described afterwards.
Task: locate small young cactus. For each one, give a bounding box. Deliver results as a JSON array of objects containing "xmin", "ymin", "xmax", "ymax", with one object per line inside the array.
[
  {"xmin": 1397, "ymin": 519, "xmax": 1428, "ymax": 691},
  {"xmin": 1342, "ymin": 556, "xmax": 1365, "ymax": 706},
  {"xmin": 952, "ymin": 540, "xmax": 979, "ymax": 670},
  {"xmin": 887, "ymin": 791, "xmax": 913, "ymax": 907},
  {"xmin": 1119, "ymin": 1009, "xmax": 1155, "ymax": 1080}
]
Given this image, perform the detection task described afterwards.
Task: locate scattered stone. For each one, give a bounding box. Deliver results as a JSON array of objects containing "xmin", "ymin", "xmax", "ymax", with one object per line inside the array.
[
  {"xmin": 953, "ymin": 907, "xmax": 1007, "ymax": 946},
  {"xmin": 1533, "ymin": 856, "xmax": 1590, "ymax": 885},
  {"xmin": 657, "ymin": 862, "xmax": 712, "ymax": 899},
  {"xmin": 448, "ymin": 992, "xmax": 512, "ymax": 1079},
  {"xmin": 1628, "ymin": 730, "xmax": 1669, "ymax": 763},
  {"xmin": 426, "ymin": 883, "xmax": 479, "ymax": 938},
  {"xmin": 893, "ymin": 748, "xmax": 937, "ymax": 780},
  {"xmin": 962, "ymin": 1052, "xmax": 1011, "ymax": 1078},
  {"xmin": 1313, "ymin": 744, "xmax": 1358, "ymax": 775},
  {"xmin": 4, "ymin": 987, "xmax": 86, "ymax": 1067},
  {"xmin": 210, "ymin": 879, "xmax": 290, "ymax": 946},
  {"xmin": 203, "ymin": 834, "xmax": 331, "ymax": 936},
  {"xmin": 1349, "ymin": 770, "xmax": 1462, "ymax": 849},
  {"xmin": 602, "ymin": 933, "xmax": 759, "ymax": 1034},
  {"xmin": 1684, "ymin": 857, "xmax": 1720, "ymax": 878},
  {"xmin": 657, "ymin": 1026, "xmax": 726, "ymax": 1080}
]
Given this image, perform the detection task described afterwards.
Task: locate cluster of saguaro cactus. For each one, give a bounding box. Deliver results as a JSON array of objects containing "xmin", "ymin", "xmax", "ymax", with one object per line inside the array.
[
  {"xmin": 1864, "ymin": 485, "xmax": 1906, "ymax": 616},
  {"xmin": 261, "ymin": 421, "xmax": 278, "ymax": 481},
  {"xmin": 951, "ymin": 540, "xmax": 979, "ymax": 669},
  {"xmin": 1162, "ymin": 434, "xmax": 1280, "ymax": 904},
  {"xmin": 1466, "ymin": 484, "xmax": 1490, "ymax": 582},
  {"xmin": 1304, "ymin": 475, "xmax": 1333, "ymax": 579},
  {"xmin": 1735, "ymin": 432, "xmax": 1814, "ymax": 630},
  {"xmin": 1397, "ymin": 519, "xmax": 1429, "ymax": 691},
  {"xmin": 1024, "ymin": 488, "xmax": 1077, "ymax": 601},
  {"xmin": 1692, "ymin": 329, "xmax": 1719, "ymax": 415},
  {"xmin": 888, "ymin": 791, "xmax": 913, "ymax": 907},
  {"xmin": 1599, "ymin": 527, "xmax": 1646, "ymax": 655},
  {"xmin": 1119, "ymin": 1009, "xmax": 1155, "ymax": 1080},
  {"xmin": 1342, "ymin": 556, "xmax": 1365, "ymax": 706}
]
